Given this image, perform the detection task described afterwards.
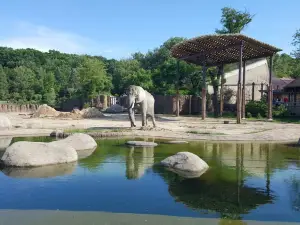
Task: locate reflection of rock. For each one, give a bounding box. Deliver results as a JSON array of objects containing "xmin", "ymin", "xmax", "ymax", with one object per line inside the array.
[
  {"xmin": 52, "ymin": 133, "xmax": 97, "ymax": 151},
  {"xmin": 1, "ymin": 141, "xmax": 78, "ymax": 167},
  {"xmin": 1, "ymin": 162, "xmax": 77, "ymax": 178},
  {"xmin": 153, "ymin": 166, "xmax": 273, "ymax": 216},
  {"xmin": 0, "ymin": 115, "xmax": 12, "ymax": 130},
  {"xmin": 0, "ymin": 137, "xmax": 12, "ymax": 150},
  {"xmin": 126, "ymin": 146, "xmax": 154, "ymax": 179},
  {"xmin": 77, "ymin": 148, "xmax": 96, "ymax": 159},
  {"xmin": 126, "ymin": 141, "xmax": 158, "ymax": 147},
  {"xmin": 161, "ymin": 152, "xmax": 209, "ymax": 174},
  {"xmin": 166, "ymin": 167, "xmax": 208, "ymax": 179}
]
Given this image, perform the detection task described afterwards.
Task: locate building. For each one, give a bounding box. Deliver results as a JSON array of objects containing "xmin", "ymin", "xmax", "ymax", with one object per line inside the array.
[
  {"xmin": 283, "ymin": 78, "xmax": 300, "ymax": 115},
  {"xmin": 272, "ymin": 77, "xmax": 294, "ymax": 102},
  {"xmin": 207, "ymin": 58, "xmax": 270, "ymax": 104}
]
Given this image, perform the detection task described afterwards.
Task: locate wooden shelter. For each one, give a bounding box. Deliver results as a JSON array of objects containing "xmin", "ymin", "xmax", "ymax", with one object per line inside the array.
[{"xmin": 171, "ymin": 34, "xmax": 282, "ymax": 123}]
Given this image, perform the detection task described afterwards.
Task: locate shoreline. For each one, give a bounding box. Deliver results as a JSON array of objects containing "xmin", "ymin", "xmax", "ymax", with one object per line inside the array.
[{"xmin": 0, "ymin": 112, "xmax": 299, "ymax": 143}]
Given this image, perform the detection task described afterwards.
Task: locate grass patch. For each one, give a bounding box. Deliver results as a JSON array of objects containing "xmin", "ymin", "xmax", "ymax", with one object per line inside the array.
[{"xmin": 186, "ymin": 131, "xmax": 226, "ymax": 135}]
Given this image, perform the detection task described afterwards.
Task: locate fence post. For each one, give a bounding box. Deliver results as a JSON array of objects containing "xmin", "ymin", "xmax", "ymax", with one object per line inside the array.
[
  {"xmin": 252, "ymin": 82, "xmax": 255, "ymax": 101},
  {"xmin": 189, "ymin": 95, "xmax": 192, "ymax": 115},
  {"xmin": 261, "ymin": 82, "xmax": 264, "ymax": 100}
]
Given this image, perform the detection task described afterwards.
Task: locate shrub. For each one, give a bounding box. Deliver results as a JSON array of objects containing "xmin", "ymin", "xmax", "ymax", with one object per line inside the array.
[
  {"xmin": 246, "ymin": 112, "xmax": 252, "ymax": 118},
  {"xmin": 245, "ymin": 100, "xmax": 267, "ymax": 117},
  {"xmin": 273, "ymin": 104, "xmax": 288, "ymax": 117},
  {"xmin": 257, "ymin": 113, "xmax": 262, "ymax": 119}
]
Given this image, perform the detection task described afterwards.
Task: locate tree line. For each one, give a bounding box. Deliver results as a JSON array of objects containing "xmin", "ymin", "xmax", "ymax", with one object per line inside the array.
[{"xmin": 0, "ymin": 7, "xmax": 299, "ymax": 109}]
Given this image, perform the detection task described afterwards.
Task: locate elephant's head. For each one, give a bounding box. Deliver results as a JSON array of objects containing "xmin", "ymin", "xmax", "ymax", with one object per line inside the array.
[{"xmin": 125, "ymin": 85, "xmax": 144, "ymax": 127}]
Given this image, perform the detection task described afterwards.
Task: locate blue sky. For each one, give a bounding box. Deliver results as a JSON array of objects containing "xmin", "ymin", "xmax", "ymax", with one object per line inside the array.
[{"xmin": 0, "ymin": 0, "xmax": 299, "ymax": 59}]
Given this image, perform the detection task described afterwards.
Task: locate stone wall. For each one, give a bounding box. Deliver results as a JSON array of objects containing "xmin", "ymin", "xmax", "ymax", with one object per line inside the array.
[{"xmin": 0, "ymin": 104, "xmax": 39, "ymax": 113}]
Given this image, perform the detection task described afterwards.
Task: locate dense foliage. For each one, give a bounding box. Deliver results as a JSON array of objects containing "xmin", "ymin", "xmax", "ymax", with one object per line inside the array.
[{"xmin": 0, "ymin": 6, "xmax": 299, "ymax": 111}]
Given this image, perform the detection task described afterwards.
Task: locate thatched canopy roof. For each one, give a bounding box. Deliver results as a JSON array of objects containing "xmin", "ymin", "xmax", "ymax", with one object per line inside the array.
[{"xmin": 171, "ymin": 34, "xmax": 282, "ymax": 66}]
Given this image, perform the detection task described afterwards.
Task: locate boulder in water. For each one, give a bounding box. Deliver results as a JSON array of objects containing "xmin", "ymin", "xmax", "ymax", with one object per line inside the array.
[
  {"xmin": 0, "ymin": 137, "xmax": 12, "ymax": 150},
  {"xmin": 53, "ymin": 133, "xmax": 97, "ymax": 151},
  {"xmin": 1, "ymin": 141, "xmax": 78, "ymax": 167},
  {"xmin": 160, "ymin": 152, "xmax": 209, "ymax": 173}
]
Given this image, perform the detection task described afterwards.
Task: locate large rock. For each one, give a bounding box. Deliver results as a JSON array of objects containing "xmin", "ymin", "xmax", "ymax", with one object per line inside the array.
[
  {"xmin": 160, "ymin": 152, "xmax": 209, "ymax": 173},
  {"xmin": 1, "ymin": 141, "xmax": 78, "ymax": 167},
  {"xmin": 0, "ymin": 137, "xmax": 12, "ymax": 150},
  {"xmin": 1, "ymin": 162, "xmax": 77, "ymax": 178},
  {"xmin": 0, "ymin": 115, "xmax": 12, "ymax": 130},
  {"xmin": 105, "ymin": 104, "xmax": 125, "ymax": 113},
  {"xmin": 126, "ymin": 141, "xmax": 158, "ymax": 147},
  {"xmin": 53, "ymin": 133, "xmax": 97, "ymax": 151},
  {"xmin": 32, "ymin": 104, "xmax": 59, "ymax": 118},
  {"xmin": 81, "ymin": 107, "xmax": 104, "ymax": 118}
]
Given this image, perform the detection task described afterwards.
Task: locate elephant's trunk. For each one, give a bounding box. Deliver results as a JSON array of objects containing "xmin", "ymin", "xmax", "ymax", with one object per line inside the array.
[{"xmin": 128, "ymin": 95, "xmax": 136, "ymax": 127}]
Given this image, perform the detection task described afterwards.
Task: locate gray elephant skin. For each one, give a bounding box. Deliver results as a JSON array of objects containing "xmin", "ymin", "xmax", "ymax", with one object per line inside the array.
[{"xmin": 125, "ymin": 85, "xmax": 156, "ymax": 128}]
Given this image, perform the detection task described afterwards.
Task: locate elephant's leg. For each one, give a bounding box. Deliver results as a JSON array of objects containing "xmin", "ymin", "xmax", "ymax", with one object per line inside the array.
[
  {"xmin": 128, "ymin": 104, "xmax": 136, "ymax": 127},
  {"xmin": 151, "ymin": 114, "xmax": 156, "ymax": 128},
  {"xmin": 141, "ymin": 102, "xmax": 147, "ymax": 127}
]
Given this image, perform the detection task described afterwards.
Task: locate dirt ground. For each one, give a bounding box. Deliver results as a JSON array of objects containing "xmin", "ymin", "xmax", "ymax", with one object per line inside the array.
[{"xmin": 1, "ymin": 112, "xmax": 300, "ymax": 142}]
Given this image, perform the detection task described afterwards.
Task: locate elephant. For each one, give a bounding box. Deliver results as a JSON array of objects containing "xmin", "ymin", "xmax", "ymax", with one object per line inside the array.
[{"xmin": 125, "ymin": 85, "xmax": 156, "ymax": 128}]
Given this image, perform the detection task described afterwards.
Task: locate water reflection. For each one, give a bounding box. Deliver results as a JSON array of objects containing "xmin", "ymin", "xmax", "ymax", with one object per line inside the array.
[
  {"xmin": 1, "ymin": 137, "xmax": 300, "ymax": 223},
  {"xmin": 2, "ymin": 162, "xmax": 77, "ymax": 178},
  {"xmin": 126, "ymin": 146, "xmax": 154, "ymax": 179}
]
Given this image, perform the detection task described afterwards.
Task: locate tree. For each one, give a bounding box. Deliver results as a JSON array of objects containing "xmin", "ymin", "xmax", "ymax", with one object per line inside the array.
[
  {"xmin": 0, "ymin": 66, "xmax": 8, "ymax": 100},
  {"xmin": 215, "ymin": 7, "xmax": 254, "ymax": 34},
  {"xmin": 292, "ymin": 29, "xmax": 300, "ymax": 59},
  {"xmin": 213, "ymin": 6, "xmax": 254, "ymax": 116},
  {"xmin": 77, "ymin": 57, "xmax": 112, "ymax": 103},
  {"xmin": 112, "ymin": 59, "xmax": 153, "ymax": 95}
]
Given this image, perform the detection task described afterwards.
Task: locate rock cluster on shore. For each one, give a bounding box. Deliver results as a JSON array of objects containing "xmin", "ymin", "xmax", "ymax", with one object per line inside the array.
[{"xmin": 0, "ymin": 133, "xmax": 97, "ymax": 167}]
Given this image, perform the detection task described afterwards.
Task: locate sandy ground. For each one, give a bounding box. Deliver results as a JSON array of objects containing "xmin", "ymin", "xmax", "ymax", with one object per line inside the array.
[
  {"xmin": 1, "ymin": 112, "xmax": 300, "ymax": 142},
  {"xmin": 0, "ymin": 210, "xmax": 298, "ymax": 225}
]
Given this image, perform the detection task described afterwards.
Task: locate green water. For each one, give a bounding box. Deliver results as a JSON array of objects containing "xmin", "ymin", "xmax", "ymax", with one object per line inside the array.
[{"xmin": 1, "ymin": 136, "xmax": 300, "ymax": 224}]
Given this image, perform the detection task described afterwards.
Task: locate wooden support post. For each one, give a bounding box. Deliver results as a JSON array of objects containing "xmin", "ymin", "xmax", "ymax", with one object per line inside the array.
[
  {"xmin": 261, "ymin": 82, "xmax": 264, "ymax": 100},
  {"xmin": 236, "ymin": 42, "xmax": 243, "ymax": 124},
  {"xmin": 268, "ymin": 55, "xmax": 273, "ymax": 120},
  {"xmin": 252, "ymin": 82, "xmax": 255, "ymax": 101},
  {"xmin": 176, "ymin": 60, "xmax": 180, "ymax": 117},
  {"xmin": 219, "ymin": 64, "xmax": 224, "ymax": 117},
  {"xmin": 242, "ymin": 61, "xmax": 246, "ymax": 119},
  {"xmin": 202, "ymin": 63, "xmax": 207, "ymax": 120},
  {"xmin": 189, "ymin": 95, "xmax": 192, "ymax": 115}
]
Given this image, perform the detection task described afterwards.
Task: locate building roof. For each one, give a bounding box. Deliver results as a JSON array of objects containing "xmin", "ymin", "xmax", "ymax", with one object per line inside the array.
[
  {"xmin": 171, "ymin": 34, "xmax": 282, "ymax": 67},
  {"xmin": 272, "ymin": 77, "xmax": 295, "ymax": 90},
  {"xmin": 283, "ymin": 77, "xmax": 300, "ymax": 89}
]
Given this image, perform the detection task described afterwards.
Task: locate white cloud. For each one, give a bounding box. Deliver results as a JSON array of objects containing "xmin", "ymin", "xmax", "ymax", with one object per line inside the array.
[{"xmin": 0, "ymin": 21, "xmax": 119, "ymax": 58}]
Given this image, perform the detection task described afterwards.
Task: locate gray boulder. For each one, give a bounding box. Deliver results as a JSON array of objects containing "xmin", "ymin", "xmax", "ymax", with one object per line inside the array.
[
  {"xmin": 105, "ymin": 104, "xmax": 125, "ymax": 113},
  {"xmin": 160, "ymin": 152, "xmax": 209, "ymax": 173},
  {"xmin": 52, "ymin": 133, "xmax": 97, "ymax": 151},
  {"xmin": 126, "ymin": 141, "xmax": 158, "ymax": 147},
  {"xmin": 1, "ymin": 141, "xmax": 78, "ymax": 167},
  {"xmin": 0, "ymin": 137, "xmax": 12, "ymax": 150},
  {"xmin": 0, "ymin": 115, "xmax": 12, "ymax": 130}
]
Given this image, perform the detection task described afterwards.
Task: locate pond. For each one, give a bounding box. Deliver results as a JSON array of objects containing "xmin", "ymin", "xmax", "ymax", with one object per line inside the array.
[{"xmin": 0, "ymin": 136, "xmax": 300, "ymax": 224}]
